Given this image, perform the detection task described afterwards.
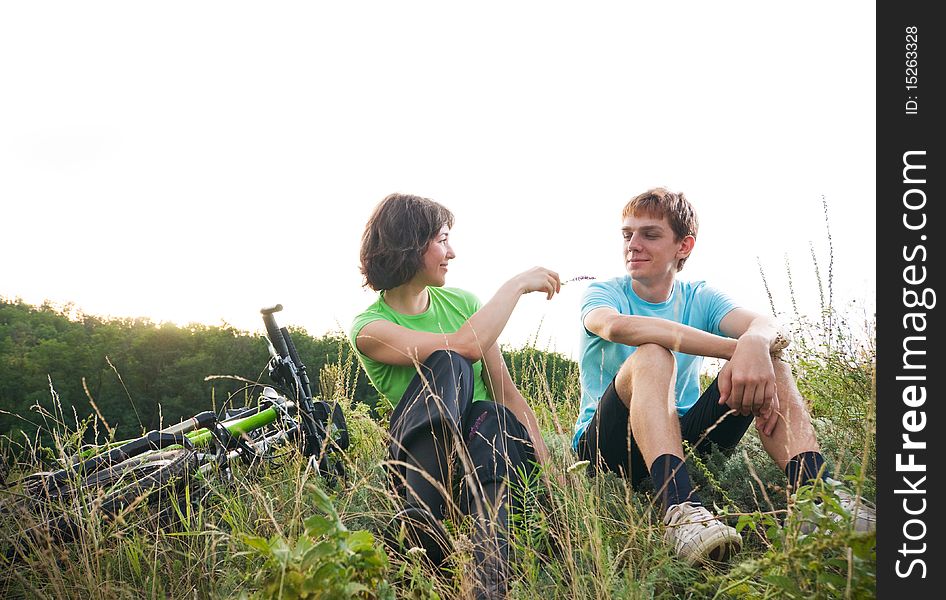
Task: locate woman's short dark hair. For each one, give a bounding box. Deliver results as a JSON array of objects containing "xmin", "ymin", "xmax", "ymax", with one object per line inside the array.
[{"xmin": 359, "ymin": 193, "xmax": 455, "ymax": 291}]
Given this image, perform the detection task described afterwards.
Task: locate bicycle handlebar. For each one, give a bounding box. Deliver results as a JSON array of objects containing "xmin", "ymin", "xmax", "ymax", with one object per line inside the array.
[
  {"xmin": 258, "ymin": 304, "xmax": 347, "ymax": 482},
  {"xmin": 260, "ymin": 305, "xmax": 290, "ymax": 359}
]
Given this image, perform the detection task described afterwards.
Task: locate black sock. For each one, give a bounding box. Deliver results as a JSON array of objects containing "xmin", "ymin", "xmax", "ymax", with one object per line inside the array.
[
  {"xmin": 650, "ymin": 454, "xmax": 700, "ymax": 508},
  {"xmin": 785, "ymin": 451, "xmax": 831, "ymax": 490}
]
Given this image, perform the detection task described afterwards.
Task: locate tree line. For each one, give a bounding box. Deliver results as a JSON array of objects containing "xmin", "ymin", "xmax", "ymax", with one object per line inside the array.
[
  {"xmin": 0, "ymin": 298, "xmax": 578, "ymax": 446},
  {"xmin": 0, "ymin": 299, "xmax": 375, "ymax": 444}
]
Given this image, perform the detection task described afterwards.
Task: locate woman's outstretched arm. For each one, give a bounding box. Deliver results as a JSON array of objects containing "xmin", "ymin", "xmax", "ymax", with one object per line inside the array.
[{"xmin": 356, "ymin": 267, "xmax": 560, "ymax": 366}]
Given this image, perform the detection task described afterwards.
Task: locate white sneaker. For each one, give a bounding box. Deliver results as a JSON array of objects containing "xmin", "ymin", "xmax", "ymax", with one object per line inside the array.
[
  {"xmin": 825, "ymin": 482, "xmax": 876, "ymax": 533},
  {"xmin": 795, "ymin": 479, "xmax": 876, "ymax": 535},
  {"xmin": 663, "ymin": 502, "xmax": 742, "ymax": 565}
]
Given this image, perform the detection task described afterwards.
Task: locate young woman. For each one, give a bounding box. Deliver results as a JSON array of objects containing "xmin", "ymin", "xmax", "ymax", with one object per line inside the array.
[{"xmin": 350, "ymin": 192, "xmax": 559, "ymax": 597}]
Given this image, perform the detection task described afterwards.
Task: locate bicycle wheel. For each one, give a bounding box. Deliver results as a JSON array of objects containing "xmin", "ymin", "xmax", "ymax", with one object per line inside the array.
[
  {"xmin": 93, "ymin": 449, "xmax": 197, "ymax": 516},
  {"xmin": 11, "ymin": 448, "xmax": 197, "ymax": 545}
]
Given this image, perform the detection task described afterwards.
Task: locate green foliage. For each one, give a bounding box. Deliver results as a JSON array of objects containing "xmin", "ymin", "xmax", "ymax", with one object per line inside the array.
[
  {"xmin": 243, "ymin": 486, "xmax": 392, "ymax": 600},
  {"xmin": 0, "ymin": 299, "xmax": 377, "ymax": 445},
  {"xmin": 504, "ymin": 346, "xmax": 580, "ymax": 436},
  {"xmin": 787, "ymin": 311, "xmax": 876, "ymax": 498},
  {"xmin": 707, "ymin": 481, "xmax": 876, "ymax": 599}
]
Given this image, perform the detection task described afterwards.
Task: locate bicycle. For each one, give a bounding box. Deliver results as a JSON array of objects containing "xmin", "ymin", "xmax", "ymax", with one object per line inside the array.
[{"xmin": 1, "ymin": 304, "xmax": 349, "ymax": 550}]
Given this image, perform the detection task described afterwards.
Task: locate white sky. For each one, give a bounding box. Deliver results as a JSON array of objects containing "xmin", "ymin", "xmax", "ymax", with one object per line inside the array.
[{"xmin": 0, "ymin": 2, "xmax": 876, "ymax": 360}]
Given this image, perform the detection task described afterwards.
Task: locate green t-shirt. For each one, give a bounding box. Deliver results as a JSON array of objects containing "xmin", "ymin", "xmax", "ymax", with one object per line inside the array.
[{"xmin": 349, "ymin": 287, "xmax": 493, "ymax": 408}]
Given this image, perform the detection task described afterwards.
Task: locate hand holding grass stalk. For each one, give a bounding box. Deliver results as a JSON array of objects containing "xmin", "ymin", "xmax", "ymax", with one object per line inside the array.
[{"xmin": 562, "ymin": 275, "xmax": 597, "ymax": 286}]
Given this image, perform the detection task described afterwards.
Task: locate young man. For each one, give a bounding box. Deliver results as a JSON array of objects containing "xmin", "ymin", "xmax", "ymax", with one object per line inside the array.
[
  {"xmin": 574, "ymin": 187, "xmax": 875, "ymax": 565},
  {"xmin": 351, "ymin": 192, "xmax": 560, "ymax": 598}
]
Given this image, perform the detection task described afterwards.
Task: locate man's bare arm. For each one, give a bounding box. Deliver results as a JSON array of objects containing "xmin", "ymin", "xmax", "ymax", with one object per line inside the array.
[
  {"xmin": 718, "ymin": 308, "xmax": 791, "ymax": 354},
  {"xmin": 583, "ymin": 307, "xmax": 738, "ymax": 359},
  {"xmin": 717, "ymin": 307, "xmax": 789, "ymax": 436}
]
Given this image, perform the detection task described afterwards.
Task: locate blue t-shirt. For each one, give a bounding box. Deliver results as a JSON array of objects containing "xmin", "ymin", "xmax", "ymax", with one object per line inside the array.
[{"xmin": 573, "ymin": 275, "xmax": 737, "ymax": 449}]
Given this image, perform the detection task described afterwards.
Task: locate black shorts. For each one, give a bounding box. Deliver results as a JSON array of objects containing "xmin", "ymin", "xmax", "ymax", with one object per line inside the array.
[{"xmin": 576, "ymin": 377, "xmax": 753, "ymax": 486}]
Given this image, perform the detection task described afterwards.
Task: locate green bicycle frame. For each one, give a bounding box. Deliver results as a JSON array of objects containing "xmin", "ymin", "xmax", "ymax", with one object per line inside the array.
[{"xmin": 67, "ymin": 398, "xmax": 294, "ymax": 474}]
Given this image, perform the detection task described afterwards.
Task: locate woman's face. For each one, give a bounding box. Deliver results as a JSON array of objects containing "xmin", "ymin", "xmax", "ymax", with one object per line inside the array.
[{"xmin": 416, "ymin": 224, "xmax": 455, "ymax": 287}]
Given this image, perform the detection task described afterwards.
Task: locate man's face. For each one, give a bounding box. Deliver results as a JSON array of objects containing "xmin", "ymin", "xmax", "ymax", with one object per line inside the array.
[
  {"xmin": 621, "ymin": 212, "xmax": 692, "ymax": 283},
  {"xmin": 417, "ymin": 224, "xmax": 455, "ymax": 287}
]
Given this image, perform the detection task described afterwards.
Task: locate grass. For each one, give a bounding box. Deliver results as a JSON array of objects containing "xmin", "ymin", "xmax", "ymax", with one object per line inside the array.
[{"xmin": 0, "ymin": 306, "xmax": 877, "ymax": 599}]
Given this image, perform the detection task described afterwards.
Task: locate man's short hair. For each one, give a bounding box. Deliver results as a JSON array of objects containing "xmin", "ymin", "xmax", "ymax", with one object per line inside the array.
[
  {"xmin": 622, "ymin": 188, "xmax": 699, "ymax": 271},
  {"xmin": 360, "ymin": 192, "xmax": 455, "ymax": 291}
]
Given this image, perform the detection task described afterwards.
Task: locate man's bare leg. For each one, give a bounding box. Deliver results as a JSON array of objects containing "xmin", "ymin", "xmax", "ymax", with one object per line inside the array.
[
  {"xmin": 759, "ymin": 358, "xmax": 820, "ymax": 470},
  {"xmin": 614, "ymin": 343, "xmax": 701, "ymax": 507},
  {"xmin": 614, "ymin": 343, "xmax": 682, "ymax": 466},
  {"xmin": 614, "ymin": 343, "xmax": 742, "ymax": 563}
]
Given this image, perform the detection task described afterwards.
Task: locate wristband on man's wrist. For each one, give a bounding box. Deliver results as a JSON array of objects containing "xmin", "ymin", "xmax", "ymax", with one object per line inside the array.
[{"xmin": 770, "ymin": 331, "xmax": 791, "ymax": 357}]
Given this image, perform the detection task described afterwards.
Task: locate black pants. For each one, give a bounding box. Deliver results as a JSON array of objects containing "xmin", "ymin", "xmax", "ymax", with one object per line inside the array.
[
  {"xmin": 577, "ymin": 377, "xmax": 753, "ymax": 486},
  {"xmin": 388, "ymin": 350, "xmax": 537, "ymax": 594}
]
